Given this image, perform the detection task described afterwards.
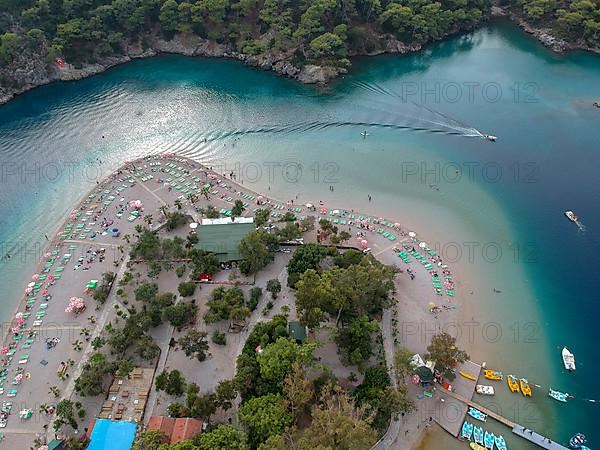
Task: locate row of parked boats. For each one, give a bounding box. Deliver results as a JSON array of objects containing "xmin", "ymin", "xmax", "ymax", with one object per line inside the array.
[
  {"xmin": 481, "ymin": 369, "xmax": 573, "ymax": 402},
  {"xmin": 461, "ymin": 420, "xmax": 507, "ymax": 450}
]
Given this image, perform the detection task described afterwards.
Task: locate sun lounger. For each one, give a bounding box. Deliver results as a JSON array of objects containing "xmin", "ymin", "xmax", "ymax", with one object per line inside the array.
[
  {"xmin": 6, "ymin": 390, "xmax": 17, "ymax": 398},
  {"xmin": 33, "ymin": 320, "xmax": 42, "ymax": 327}
]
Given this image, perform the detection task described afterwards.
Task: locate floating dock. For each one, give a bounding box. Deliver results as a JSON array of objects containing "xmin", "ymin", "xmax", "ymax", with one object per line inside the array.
[{"xmin": 512, "ymin": 425, "xmax": 570, "ymax": 450}]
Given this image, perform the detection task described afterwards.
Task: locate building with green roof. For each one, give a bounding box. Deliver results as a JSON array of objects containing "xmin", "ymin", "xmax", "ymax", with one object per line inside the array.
[{"xmin": 195, "ymin": 217, "xmax": 255, "ymax": 263}]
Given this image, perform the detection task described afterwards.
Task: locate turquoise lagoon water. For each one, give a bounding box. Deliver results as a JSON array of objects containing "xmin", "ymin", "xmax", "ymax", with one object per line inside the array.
[{"xmin": 0, "ymin": 19, "xmax": 598, "ymax": 449}]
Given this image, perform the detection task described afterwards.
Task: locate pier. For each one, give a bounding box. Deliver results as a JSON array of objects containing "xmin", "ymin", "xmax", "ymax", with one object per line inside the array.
[
  {"xmin": 442, "ymin": 388, "xmax": 515, "ymax": 428},
  {"xmin": 434, "ymin": 363, "xmax": 570, "ymax": 450},
  {"xmin": 512, "ymin": 425, "xmax": 570, "ymax": 450}
]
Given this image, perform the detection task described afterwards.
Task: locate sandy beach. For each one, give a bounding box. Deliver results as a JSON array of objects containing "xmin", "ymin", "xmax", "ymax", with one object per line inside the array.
[{"xmin": 0, "ymin": 153, "xmax": 471, "ymax": 449}]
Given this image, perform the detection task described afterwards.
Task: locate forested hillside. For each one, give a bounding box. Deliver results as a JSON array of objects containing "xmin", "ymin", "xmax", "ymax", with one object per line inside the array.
[
  {"xmin": 509, "ymin": 0, "xmax": 600, "ymax": 47},
  {"xmin": 0, "ymin": 0, "xmax": 488, "ymax": 72}
]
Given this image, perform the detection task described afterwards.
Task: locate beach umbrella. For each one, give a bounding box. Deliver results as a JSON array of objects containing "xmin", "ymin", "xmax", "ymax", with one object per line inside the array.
[
  {"xmin": 360, "ymin": 239, "xmax": 368, "ymax": 250},
  {"xmin": 31, "ymin": 274, "xmax": 39, "ymax": 281},
  {"xmin": 305, "ymin": 203, "xmax": 313, "ymax": 208},
  {"xmin": 47, "ymin": 275, "xmax": 54, "ymax": 281},
  {"xmin": 44, "ymin": 252, "xmax": 52, "ymax": 258},
  {"xmin": 361, "ymin": 220, "xmax": 367, "ymax": 226},
  {"xmin": 10, "ymin": 326, "xmax": 20, "ymax": 334},
  {"xmin": 0, "ymin": 347, "xmax": 8, "ymax": 354},
  {"xmin": 394, "ymin": 222, "xmax": 401, "ymax": 229},
  {"xmin": 41, "ymin": 289, "xmax": 49, "ymax": 295},
  {"xmin": 27, "ymin": 282, "xmax": 35, "ymax": 288},
  {"xmin": 16, "ymin": 318, "xmax": 25, "ymax": 326},
  {"xmin": 189, "ymin": 223, "xmax": 198, "ymax": 229},
  {"xmin": 419, "ymin": 242, "xmax": 427, "ymax": 248},
  {"xmin": 378, "ymin": 217, "xmax": 384, "ymax": 222},
  {"xmin": 408, "ymin": 231, "xmax": 416, "ymax": 238},
  {"xmin": 112, "ymin": 228, "xmax": 119, "ymax": 232},
  {"xmin": 412, "ymin": 374, "xmax": 420, "ymax": 385},
  {"xmin": 15, "ymin": 312, "xmax": 23, "ymax": 319},
  {"xmin": 320, "ymin": 208, "xmax": 327, "ymax": 214},
  {"xmin": 25, "ymin": 287, "xmax": 33, "ymax": 294},
  {"xmin": 428, "ymin": 302, "xmax": 436, "ymax": 309},
  {"xmin": 163, "ymin": 182, "xmax": 170, "ymax": 188}
]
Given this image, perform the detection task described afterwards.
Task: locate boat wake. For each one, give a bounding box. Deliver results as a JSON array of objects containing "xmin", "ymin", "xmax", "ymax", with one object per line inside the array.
[{"xmin": 350, "ymin": 81, "xmax": 491, "ymax": 139}]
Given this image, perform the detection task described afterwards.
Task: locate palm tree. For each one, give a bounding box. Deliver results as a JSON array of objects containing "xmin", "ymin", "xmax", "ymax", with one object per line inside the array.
[
  {"xmin": 72, "ymin": 340, "xmax": 83, "ymax": 351},
  {"xmin": 144, "ymin": 214, "xmax": 153, "ymax": 225},
  {"xmin": 160, "ymin": 205, "xmax": 168, "ymax": 218},
  {"xmin": 187, "ymin": 193, "xmax": 198, "ymax": 204},
  {"xmin": 49, "ymin": 386, "xmax": 60, "ymax": 397},
  {"xmin": 174, "ymin": 199, "xmax": 182, "ymax": 210}
]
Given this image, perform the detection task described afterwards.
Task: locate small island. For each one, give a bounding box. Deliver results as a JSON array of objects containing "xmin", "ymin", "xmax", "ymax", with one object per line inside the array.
[{"xmin": 3, "ymin": 154, "xmax": 479, "ymax": 450}]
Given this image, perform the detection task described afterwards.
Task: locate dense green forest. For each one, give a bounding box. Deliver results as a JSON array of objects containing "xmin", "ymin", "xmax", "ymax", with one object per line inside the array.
[
  {"xmin": 510, "ymin": 0, "xmax": 600, "ymax": 46},
  {"xmin": 0, "ymin": 0, "xmax": 489, "ymax": 70}
]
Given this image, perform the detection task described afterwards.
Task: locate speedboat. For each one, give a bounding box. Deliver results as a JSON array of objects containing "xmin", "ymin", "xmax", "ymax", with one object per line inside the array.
[
  {"xmin": 462, "ymin": 421, "xmax": 474, "ymax": 440},
  {"xmin": 593, "ymin": 101, "xmax": 600, "ymax": 108},
  {"xmin": 507, "ymin": 374, "xmax": 520, "ymax": 393},
  {"xmin": 520, "ymin": 378, "xmax": 532, "ymax": 397},
  {"xmin": 468, "ymin": 407, "xmax": 487, "ymax": 422},
  {"xmin": 471, "ymin": 443, "xmax": 486, "ymax": 450},
  {"xmin": 474, "ymin": 426, "xmax": 484, "ymax": 445},
  {"xmin": 495, "ymin": 434, "xmax": 508, "ymax": 450},
  {"xmin": 484, "ymin": 431, "xmax": 496, "ymax": 449},
  {"xmin": 476, "ymin": 385, "xmax": 495, "ymax": 396},
  {"xmin": 549, "ymin": 388, "xmax": 569, "ymax": 403},
  {"xmin": 483, "ymin": 134, "xmax": 497, "ymax": 142},
  {"xmin": 360, "ymin": 130, "xmax": 369, "ymax": 137},
  {"xmin": 562, "ymin": 347, "xmax": 576, "ymax": 371},
  {"xmin": 483, "ymin": 370, "xmax": 503, "ymax": 381},
  {"xmin": 569, "ymin": 432, "xmax": 587, "ymax": 448},
  {"xmin": 565, "ymin": 211, "xmax": 578, "ymax": 222}
]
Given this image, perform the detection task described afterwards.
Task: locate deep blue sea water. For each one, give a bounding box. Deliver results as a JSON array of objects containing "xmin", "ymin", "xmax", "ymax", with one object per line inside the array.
[{"xmin": 0, "ymin": 19, "xmax": 598, "ymax": 449}]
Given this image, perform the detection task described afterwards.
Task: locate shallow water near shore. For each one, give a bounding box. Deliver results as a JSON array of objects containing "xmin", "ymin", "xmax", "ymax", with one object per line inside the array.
[{"xmin": 1, "ymin": 19, "xmax": 599, "ymax": 448}]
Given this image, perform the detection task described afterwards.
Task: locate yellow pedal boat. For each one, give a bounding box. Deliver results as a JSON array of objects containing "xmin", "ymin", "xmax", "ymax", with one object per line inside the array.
[
  {"xmin": 507, "ymin": 374, "xmax": 520, "ymax": 393},
  {"xmin": 520, "ymin": 378, "xmax": 532, "ymax": 397},
  {"xmin": 470, "ymin": 443, "xmax": 486, "ymax": 450},
  {"xmin": 483, "ymin": 370, "xmax": 502, "ymax": 381}
]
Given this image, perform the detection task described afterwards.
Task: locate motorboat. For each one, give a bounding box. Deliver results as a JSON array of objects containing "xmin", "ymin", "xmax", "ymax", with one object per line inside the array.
[
  {"xmin": 507, "ymin": 374, "xmax": 520, "ymax": 393},
  {"xmin": 468, "ymin": 406, "xmax": 487, "ymax": 422},
  {"xmin": 520, "ymin": 378, "xmax": 532, "ymax": 397},
  {"xmin": 565, "ymin": 211, "xmax": 578, "ymax": 223},
  {"xmin": 473, "ymin": 426, "xmax": 484, "ymax": 445},
  {"xmin": 461, "ymin": 421, "xmax": 474, "ymax": 440},
  {"xmin": 476, "ymin": 385, "xmax": 495, "ymax": 396},
  {"xmin": 562, "ymin": 347, "xmax": 576, "ymax": 371},
  {"xmin": 495, "ymin": 434, "xmax": 508, "ymax": 450},
  {"xmin": 484, "ymin": 431, "xmax": 496, "ymax": 449},
  {"xmin": 483, "ymin": 134, "xmax": 497, "ymax": 142},
  {"xmin": 483, "ymin": 370, "xmax": 503, "ymax": 381},
  {"xmin": 593, "ymin": 101, "xmax": 600, "ymax": 108},
  {"xmin": 569, "ymin": 433, "xmax": 587, "ymax": 448},
  {"xmin": 361, "ymin": 130, "xmax": 369, "ymax": 137},
  {"xmin": 549, "ymin": 388, "xmax": 569, "ymax": 403}
]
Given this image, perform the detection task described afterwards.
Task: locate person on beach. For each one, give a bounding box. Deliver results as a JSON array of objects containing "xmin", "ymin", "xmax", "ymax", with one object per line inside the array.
[{"xmin": 368, "ymin": 194, "xmax": 371, "ymax": 201}]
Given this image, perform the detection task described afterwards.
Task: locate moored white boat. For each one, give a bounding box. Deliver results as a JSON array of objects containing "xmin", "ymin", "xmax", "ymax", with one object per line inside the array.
[
  {"xmin": 476, "ymin": 384, "xmax": 495, "ymax": 396},
  {"xmin": 562, "ymin": 347, "xmax": 576, "ymax": 371}
]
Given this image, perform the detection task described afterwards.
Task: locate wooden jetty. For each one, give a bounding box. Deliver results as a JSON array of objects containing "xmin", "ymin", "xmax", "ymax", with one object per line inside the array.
[{"xmin": 443, "ymin": 388, "xmax": 515, "ymax": 428}]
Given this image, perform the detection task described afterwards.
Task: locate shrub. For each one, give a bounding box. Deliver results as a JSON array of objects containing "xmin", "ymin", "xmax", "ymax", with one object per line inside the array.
[{"xmin": 212, "ymin": 330, "xmax": 226, "ymax": 345}]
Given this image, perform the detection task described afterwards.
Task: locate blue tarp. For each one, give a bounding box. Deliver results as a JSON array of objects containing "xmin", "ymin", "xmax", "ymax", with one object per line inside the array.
[{"xmin": 88, "ymin": 419, "xmax": 137, "ymax": 450}]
